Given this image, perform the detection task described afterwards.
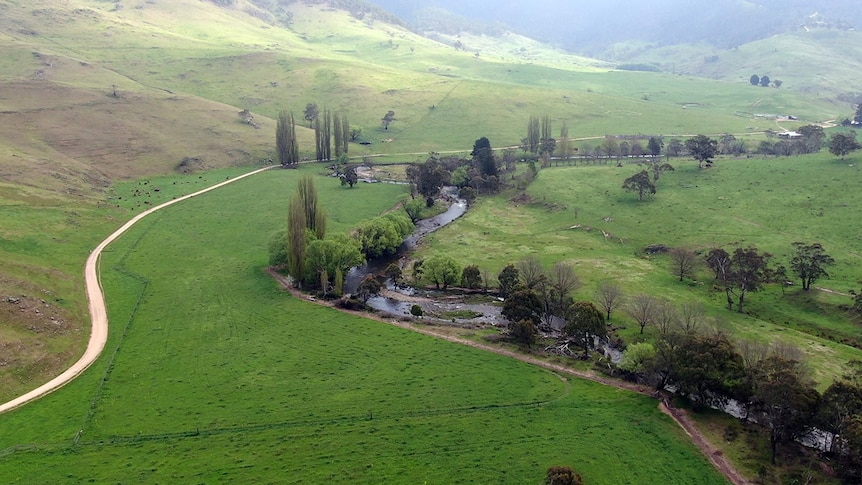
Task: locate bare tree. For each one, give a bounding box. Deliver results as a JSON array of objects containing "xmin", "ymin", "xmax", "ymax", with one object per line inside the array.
[
  {"xmin": 627, "ymin": 294, "xmax": 658, "ymax": 334},
  {"xmin": 517, "ymin": 255, "xmax": 546, "ymax": 290},
  {"xmin": 549, "ymin": 262, "xmax": 581, "ymax": 302},
  {"xmin": 669, "ymin": 247, "xmax": 699, "ymax": 282},
  {"xmin": 595, "ymin": 281, "xmax": 624, "ymax": 321},
  {"xmin": 654, "ymin": 299, "xmax": 679, "ymax": 337},
  {"xmin": 678, "ymin": 300, "xmax": 705, "ymax": 335}
]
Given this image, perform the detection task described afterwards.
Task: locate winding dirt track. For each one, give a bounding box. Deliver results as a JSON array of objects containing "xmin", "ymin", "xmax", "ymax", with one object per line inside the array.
[
  {"xmin": 0, "ymin": 165, "xmax": 275, "ymax": 415},
  {"xmin": 269, "ymin": 269, "xmax": 749, "ymax": 485}
]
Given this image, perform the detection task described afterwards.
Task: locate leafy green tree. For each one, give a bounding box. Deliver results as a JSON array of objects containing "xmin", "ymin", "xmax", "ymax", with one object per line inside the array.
[
  {"xmin": 684, "ymin": 135, "xmax": 719, "ymax": 168},
  {"xmin": 268, "ymin": 229, "xmax": 290, "ymax": 267},
  {"xmin": 287, "ymin": 195, "xmax": 308, "ymax": 285},
  {"xmin": 497, "ymin": 264, "xmax": 521, "ymax": 298},
  {"xmin": 674, "ymin": 332, "xmax": 747, "ymax": 409},
  {"xmin": 305, "ymin": 235, "xmax": 365, "ymax": 291},
  {"xmin": 790, "ymin": 242, "xmax": 834, "ymax": 290},
  {"xmin": 622, "ymin": 170, "xmax": 655, "ymax": 200},
  {"xmin": 708, "ymin": 247, "xmax": 772, "ymax": 313},
  {"xmin": 750, "ymin": 355, "xmax": 820, "ymax": 464},
  {"xmin": 749, "ymin": 74, "xmax": 760, "ymax": 86},
  {"xmin": 405, "ymin": 156, "xmax": 451, "ymax": 198},
  {"xmin": 402, "ymin": 197, "xmax": 425, "ymax": 223},
  {"xmin": 355, "ymin": 214, "xmax": 413, "ymax": 259},
  {"xmin": 276, "ymin": 110, "xmax": 299, "ymax": 167},
  {"xmin": 619, "ymin": 342, "xmax": 656, "ymax": 375},
  {"xmin": 502, "ymin": 289, "xmax": 543, "ymax": 327},
  {"xmin": 564, "ymin": 301, "xmax": 606, "ymax": 357},
  {"xmin": 296, "ymin": 177, "xmax": 326, "ymax": 240},
  {"xmin": 527, "ymin": 115, "xmax": 541, "ymax": 154},
  {"xmin": 423, "ymin": 255, "xmax": 460, "ymax": 289},
  {"xmin": 797, "ymin": 124, "xmax": 825, "ymax": 154},
  {"xmin": 461, "ymin": 264, "xmax": 482, "ymax": 289},
  {"xmin": 819, "ymin": 365, "xmax": 862, "ymax": 454},
  {"xmin": 303, "ymin": 102, "xmax": 318, "ymax": 128},
  {"xmin": 510, "ymin": 319, "xmax": 537, "ymax": 348},
  {"xmin": 472, "ymin": 137, "xmax": 497, "ymax": 177},
  {"xmin": 338, "ymin": 165, "xmax": 359, "ymax": 188},
  {"xmin": 666, "ymin": 138, "xmax": 684, "ymax": 157},
  {"xmin": 650, "ymin": 161, "xmax": 674, "ymax": 182},
  {"xmin": 829, "ymin": 132, "xmax": 861, "ymax": 160},
  {"xmin": 381, "ymin": 110, "xmax": 396, "ymax": 130},
  {"xmin": 647, "ymin": 136, "xmax": 663, "ymax": 157},
  {"xmin": 759, "ymin": 75, "xmax": 771, "ymax": 87}
]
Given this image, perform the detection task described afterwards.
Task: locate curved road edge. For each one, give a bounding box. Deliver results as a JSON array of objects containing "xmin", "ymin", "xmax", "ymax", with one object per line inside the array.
[{"xmin": 0, "ymin": 165, "xmax": 276, "ymax": 415}]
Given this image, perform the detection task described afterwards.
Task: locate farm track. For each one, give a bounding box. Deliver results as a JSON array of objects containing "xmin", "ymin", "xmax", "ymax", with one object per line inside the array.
[
  {"xmin": 270, "ymin": 269, "xmax": 750, "ymax": 485},
  {"xmin": 0, "ymin": 165, "xmax": 276, "ymax": 415}
]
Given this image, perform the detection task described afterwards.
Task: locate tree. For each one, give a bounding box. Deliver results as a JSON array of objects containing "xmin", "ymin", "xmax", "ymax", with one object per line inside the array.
[
  {"xmin": 855, "ymin": 104, "xmax": 862, "ymax": 125},
  {"xmin": 666, "ymin": 138, "xmax": 684, "ymax": 157},
  {"xmin": 287, "ymin": 193, "xmax": 307, "ymax": 285},
  {"xmin": 546, "ymin": 466, "xmax": 583, "ymax": 485},
  {"xmin": 527, "ymin": 115, "xmax": 540, "ymax": 154},
  {"xmin": 669, "ymin": 247, "xmax": 698, "ymax": 282},
  {"xmin": 461, "ymin": 264, "xmax": 482, "ymax": 289},
  {"xmin": 405, "ymin": 156, "xmax": 451, "ymax": 199},
  {"xmin": 564, "ymin": 301, "xmax": 606, "ymax": 357},
  {"xmin": 595, "ymin": 281, "xmax": 624, "ymax": 321},
  {"xmin": 829, "ymin": 132, "xmax": 861, "ymax": 160},
  {"xmin": 622, "ymin": 170, "xmax": 655, "ymax": 200},
  {"xmin": 356, "ymin": 275, "xmax": 382, "ymax": 302},
  {"xmin": 471, "ymin": 137, "xmax": 497, "ymax": 177},
  {"xmin": 650, "ymin": 161, "xmax": 674, "ymax": 182},
  {"xmin": 819, "ymin": 366, "xmax": 862, "ymax": 454},
  {"xmin": 647, "ymin": 136, "xmax": 663, "ymax": 157},
  {"xmin": 422, "ymin": 255, "xmax": 460, "ymax": 289},
  {"xmin": 303, "ymin": 103, "xmax": 318, "ymax": 128},
  {"xmin": 759, "ymin": 75, "xmax": 771, "ymax": 87},
  {"xmin": 772, "ymin": 79, "xmax": 782, "ymax": 88},
  {"xmin": 296, "ymin": 177, "xmax": 326, "ymax": 240},
  {"xmin": 381, "ymin": 110, "xmax": 396, "ymax": 130},
  {"xmin": 627, "ymin": 294, "xmax": 658, "ymax": 334},
  {"xmin": 749, "ymin": 74, "xmax": 760, "ymax": 86},
  {"xmin": 619, "ymin": 342, "xmax": 656, "ymax": 376},
  {"xmin": 708, "ymin": 247, "xmax": 772, "ymax": 313},
  {"xmin": 790, "ymin": 242, "xmax": 834, "ymax": 290},
  {"xmin": 557, "ymin": 122, "xmax": 571, "ymax": 162},
  {"xmin": 674, "ymin": 332, "xmax": 747, "ymax": 409},
  {"xmin": 333, "ymin": 112, "xmax": 344, "ymax": 158},
  {"xmin": 548, "ymin": 262, "xmax": 581, "ymax": 314},
  {"xmin": 750, "ymin": 355, "xmax": 820, "ymax": 464},
  {"xmin": 340, "ymin": 115, "xmax": 350, "ymax": 156},
  {"xmin": 503, "ymin": 289, "xmax": 543, "ymax": 327},
  {"xmin": 355, "ymin": 213, "xmax": 413, "ymax": 259},
  {"xmin": 338, "ymin": 165, "xmax": 359, "ymax": 188},
  {"xmin": 305, "ymin": 235, "xmax": 365, "ymax": 293},
  {"xmin": 797, "ymin": 124, "xmax": 825, "ymax": 154},
  {"xmin": 497, "ymin": 264, "xmax": 521, "ymax": 298},
  {"xmin": 276, "ymin": 110, "xmax": 299, "ymax": 167},
  {"xmin": 517, "ymin": 256, "xmax": 546, "ymax": 290},
  {"xmin": 684, "ymin": 135, "xmax": 718, "ymax": 168}
]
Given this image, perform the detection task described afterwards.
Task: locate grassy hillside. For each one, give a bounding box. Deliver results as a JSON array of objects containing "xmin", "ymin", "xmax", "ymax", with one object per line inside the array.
[
  {"xmin": 415, "ymin": 153, "xmax": 862, "ymax": 387},
  {"xmin": 608, "ymin": 29, "xmax": 862, "ymax": 112}
]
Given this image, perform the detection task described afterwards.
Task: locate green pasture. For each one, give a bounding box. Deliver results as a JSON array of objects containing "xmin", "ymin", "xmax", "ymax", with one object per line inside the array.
[
  {"xmin": 416, "ymin": 152, "xmax": 862, "ymax": 386},
  {"xmin": 0, "ymin": 167, "xmax": 725, "ymax": 483}
]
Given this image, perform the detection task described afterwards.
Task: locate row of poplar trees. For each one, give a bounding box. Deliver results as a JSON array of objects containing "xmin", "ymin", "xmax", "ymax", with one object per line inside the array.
[{"xmin": 276, "ymin": 107, "xmax": 350, "ymax": 167}]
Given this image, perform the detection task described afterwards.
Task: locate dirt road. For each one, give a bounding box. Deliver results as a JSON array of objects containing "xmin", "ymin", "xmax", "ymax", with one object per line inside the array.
[
  {"xmin": 269, "ymin": 269, "xmax": 749, "ymax": 485},
  {"xmin": 0, "ymin": 165, "xmax": 275, "ymax": 415}
]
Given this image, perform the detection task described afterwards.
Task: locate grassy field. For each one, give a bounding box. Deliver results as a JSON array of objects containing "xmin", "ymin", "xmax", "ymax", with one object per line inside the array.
[
  {"xmin": 415, "ymin": 152, "xmax": 862, "ymax": 387},
  {"xmin": 0, "ymin": 167, "xmax": 726, "ymax": 484}
]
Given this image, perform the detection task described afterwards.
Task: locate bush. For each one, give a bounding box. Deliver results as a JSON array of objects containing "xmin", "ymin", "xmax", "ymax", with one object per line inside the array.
[
  {"xmin": 546, "ymin": 466, "xmax": 583, "ymax": 485},
  {"xmin": 410, "ymin": 304, "xmax": 423, "ymax": 317}
]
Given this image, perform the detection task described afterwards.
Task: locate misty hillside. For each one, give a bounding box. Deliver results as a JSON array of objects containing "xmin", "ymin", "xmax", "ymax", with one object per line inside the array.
[{"xmin": 370, "ymin": 0, "xmax": 862, "ymax": 55}]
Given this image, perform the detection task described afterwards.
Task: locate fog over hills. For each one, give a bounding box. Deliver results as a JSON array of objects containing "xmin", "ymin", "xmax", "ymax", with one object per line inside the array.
[{"xmin": 368, "ymin": 0, "xmax": 862, "ymax": 55}]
